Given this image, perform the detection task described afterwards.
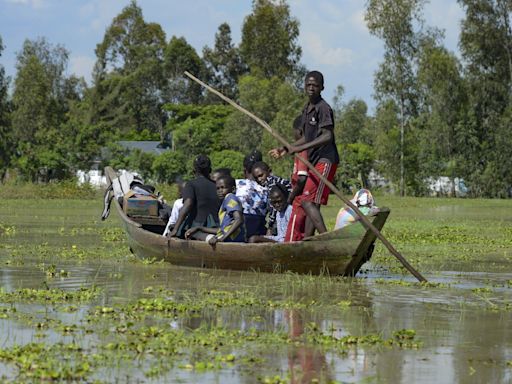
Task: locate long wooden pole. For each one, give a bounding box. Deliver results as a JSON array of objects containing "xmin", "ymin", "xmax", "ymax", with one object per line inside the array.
[{"xmin": 184, "ymin": 71, "xmax": 427, "ymax": 283}]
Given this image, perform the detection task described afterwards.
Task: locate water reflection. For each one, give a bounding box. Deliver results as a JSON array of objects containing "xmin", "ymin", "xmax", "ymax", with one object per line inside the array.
[
  {"xmin": 1, "ymin": 258, "xmax": 512, "ymax": 383},
  {"xmin": 286, "ymin": 309, "xmax": 332, "ymax": 383},
  {"xmin": 1, "ymin": 225, "xmax": 512, "ymax": 384}
]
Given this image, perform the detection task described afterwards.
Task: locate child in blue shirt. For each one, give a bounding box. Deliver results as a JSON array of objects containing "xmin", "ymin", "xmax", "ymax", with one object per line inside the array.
[
  {"xmin": 185, "ymin": 175, "xmax": 246, "ymax": 245},
  {"xmin": 248, "ymin": 184, "xmax": 292, "ymax": 243}
]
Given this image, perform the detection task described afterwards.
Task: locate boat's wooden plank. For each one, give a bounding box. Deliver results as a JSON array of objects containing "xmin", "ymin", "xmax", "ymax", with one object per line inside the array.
[
  {"xmin": 129, "ymin": 215, "xmax": 166, "ymax": 226},
  {"xmin": 343, "ymin": 208, "xmax": 390, "ymax": 276}
]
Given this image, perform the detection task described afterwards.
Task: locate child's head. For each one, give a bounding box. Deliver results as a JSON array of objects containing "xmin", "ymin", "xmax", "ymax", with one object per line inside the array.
[
  {"xmin": 243, "ymin": 149, "xmax": 262, "ymax": 178},
  {"xmin": 211, "ymin": 167, "xmax": 231, "ymax": 182},
  {"xmin": 305, "ymin": 70, "xmax": 324, "ymax": 100},
  {"xmin": 269, "ymin": 184, "xmax": 289, "ymax": 213},
  {"xmin": 292, "ymin": 115, "xmax": 303, "ymax": 140},
  {"xmin": 251, "ymin": 161, "xmax": 271, "ymax": 186},
  {"xmin": 216, "ymin": 175, "xmax": 236, "ymax": 200},
  {"xmin": 175, "ymin": 178, "xmax": 186, "ymax": 198}
]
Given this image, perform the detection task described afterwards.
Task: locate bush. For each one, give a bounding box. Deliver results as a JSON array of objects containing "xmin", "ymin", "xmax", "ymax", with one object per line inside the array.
[
  {"xmin": 152, "ymin": 151, "xmax": 187, "ymax": 183},
  {"xmin": 208, "ymin": 150, "xmax": 245, "ymax": 179}
]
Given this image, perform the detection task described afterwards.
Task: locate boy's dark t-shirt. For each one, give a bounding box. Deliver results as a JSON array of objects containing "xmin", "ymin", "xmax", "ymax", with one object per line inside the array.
[
  {"xmin": 301, "ymin": 97, "xmax": 339, "ymax": 165},
  {"xmin": 182, "ymin": 175, "xmax": 220, "ymax": 225}
]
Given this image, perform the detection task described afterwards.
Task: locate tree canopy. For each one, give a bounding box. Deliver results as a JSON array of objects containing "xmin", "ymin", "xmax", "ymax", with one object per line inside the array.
[{"xmin": 1, "ymin": 0, "xmax": 512, "ymax": 198}]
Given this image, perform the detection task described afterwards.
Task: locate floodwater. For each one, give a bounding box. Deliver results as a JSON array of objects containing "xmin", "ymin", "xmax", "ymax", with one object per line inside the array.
[{"xmin": 0, "ymin": 198, "xmax": 511, "ymax": 383}]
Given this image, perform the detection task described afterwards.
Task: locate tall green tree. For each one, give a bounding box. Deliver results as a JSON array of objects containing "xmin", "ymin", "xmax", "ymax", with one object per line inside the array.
[
  {"xmin": 222, "ymin": 74, "xmax": 303, "ymax": 177},
  {"xmin": 164, "ymin": 104, "xmax": 232, "ymax": 155},
  {"xmin": 416, "ymin": 41, "xmax": 469, "ymax": 193},
  {"xmin": 0, "ymin": 36, "xmax": 12, "ymax": 180},
  {"xmin": 458, "ymin": 0, "xmax": 512, "ymax": 196},
  {"xmin": 240, "ymin": 0, "xmax": 302, "ymax": 80},
  {"xmin": 365, "ymin": 0, "xmax": 429, "ymax": 195},
  {"xmin": 336, "ymin": 98, "xmax": 370, "ymax": 145},
  {"xmin": 94, "ymin": 0, "xmax": 166, "ymax": 138},
  {"xmin": 202, "ymin": 23, "xmax": 247, "ymax": 100},
  {"xmin": 11, "ymin": 38, "xmax": 70, "ymax": 181},
  {"xmin": 60, "ymin": 84, "xmax": 112, "ymax": 173},
  {"xmin": 335, "ymin": 98, "xmax": 375, "ymax": 189},
  {"xmin": 164, "ymin": 36, "xmax": 207, "ymax": 105}
]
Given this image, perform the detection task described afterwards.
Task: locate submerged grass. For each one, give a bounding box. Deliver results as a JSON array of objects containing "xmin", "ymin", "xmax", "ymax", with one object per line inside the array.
[
  {"xmin": 0, "ymin": 285, "xmax": 423, "ymax": 382},
  {"xmin": 0, "ymin": 194, "xmax": 511, "ymax": 382}
]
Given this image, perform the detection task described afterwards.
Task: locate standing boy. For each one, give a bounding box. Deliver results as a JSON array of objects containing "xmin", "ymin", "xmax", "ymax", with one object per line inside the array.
[{"xmin": 270, "ymin": 71, "xmax": 339, "ymax": 237}]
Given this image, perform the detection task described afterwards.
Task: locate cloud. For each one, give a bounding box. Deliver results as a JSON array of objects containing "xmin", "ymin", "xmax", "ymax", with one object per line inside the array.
[
  {"xmin": 424, "ymin": 0, "xmax": 464, "ymax": 53},
  {"xmin": 5, "ymin": 0, "xmax": 46, "ymax": 9},
  {"xmin": 350, "ymin": 8, "xmax": 368, "ymax": 33},
  {"xmin": 70, "ymin": 55, "xmax": 95, "ymax": 84},
  {"xmin": 302, "ymin": 32, "xmax": 354, "ymax": 67}
]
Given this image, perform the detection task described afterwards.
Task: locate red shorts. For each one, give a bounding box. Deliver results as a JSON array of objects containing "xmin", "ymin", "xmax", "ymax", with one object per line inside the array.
[
  {"xmin": 284, "ymin": 198, "xmax": 306, "ymax": 242},
  {"xmin": 301, "ymin": 162, "xmax": 337, "ymax": 205}
]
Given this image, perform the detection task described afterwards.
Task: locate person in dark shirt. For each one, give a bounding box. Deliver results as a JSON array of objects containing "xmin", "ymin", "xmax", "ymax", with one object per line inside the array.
[
  {"xmin": 270, "ymin": 71, "xmax": 339, "ymax": 238},
  {"xmin": 167, "ymin": 154, "xmax": 220, "ymax": 238}
]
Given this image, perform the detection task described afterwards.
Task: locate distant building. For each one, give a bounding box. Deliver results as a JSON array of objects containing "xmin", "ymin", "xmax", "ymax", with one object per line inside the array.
[
  {"xmin": 367, "ymin": 169, "xmax": 394, "ymax": 193},
  {"xmin": 76, "ymin": 140, "xmax": 171, "ymax": 188},
  {"xmin": 76, "ymin": 169, "xmax": 106, "ymax": 187},
  {"xmin": 426, "ymin": 177, "xmax": 468, "ymax": 197},
  {"xmin": 117, "ymin": 141, "xmax": 171, "ymax": 156}
]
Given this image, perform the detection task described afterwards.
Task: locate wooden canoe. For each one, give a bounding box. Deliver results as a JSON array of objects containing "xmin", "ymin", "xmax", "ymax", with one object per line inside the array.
[{"xmin": 104, "ymin": 167, "xmax": 389, "ymax": 276}]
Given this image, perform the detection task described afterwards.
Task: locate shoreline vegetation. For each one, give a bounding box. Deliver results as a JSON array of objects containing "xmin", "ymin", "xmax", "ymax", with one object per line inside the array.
[{"xmin": 0, "ymin": 180, "xmax": 178, "ymax": 201}]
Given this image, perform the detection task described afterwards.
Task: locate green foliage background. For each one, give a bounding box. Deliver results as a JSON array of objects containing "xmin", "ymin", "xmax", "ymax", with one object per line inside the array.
[{"xmin": 0, "ymin": 0, "xmax": 511, "ymax": 198}]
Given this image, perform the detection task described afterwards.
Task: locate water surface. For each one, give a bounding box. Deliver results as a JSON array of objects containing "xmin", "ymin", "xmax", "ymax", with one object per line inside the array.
[{"xmin": 0, "ymin": 198, "xmax": 511, "ymax": 383}]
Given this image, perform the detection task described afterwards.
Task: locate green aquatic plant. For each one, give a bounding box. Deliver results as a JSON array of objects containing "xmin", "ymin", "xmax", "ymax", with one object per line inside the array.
[
  {"xmin": 0, "ymin": 286, "xmax": 101, "ymax": 304},
  {"xmin": 0, "ymin": 342, "xmax": 94, "ymax": 381},
  {"xmin": 0, "ymin": 223, "xmax": 16, "ymax": 236}
]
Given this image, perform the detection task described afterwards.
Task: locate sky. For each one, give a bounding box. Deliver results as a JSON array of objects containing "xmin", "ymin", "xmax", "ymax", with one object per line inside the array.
[{"xmin": 0, "ymin": 0, "xmax": 465, "ymax": 111}]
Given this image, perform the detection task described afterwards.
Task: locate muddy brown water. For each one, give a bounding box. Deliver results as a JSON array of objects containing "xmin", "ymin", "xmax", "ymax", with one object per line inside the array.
[{"xmin": 0, "ymin": 199, "xmax": 511, "ymax": 383}]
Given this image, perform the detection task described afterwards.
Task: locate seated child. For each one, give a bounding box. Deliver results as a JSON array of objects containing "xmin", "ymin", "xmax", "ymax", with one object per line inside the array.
[
  {"xmin": 163, "ymin": 180, "xmax": 186, "ymax": 236},
  {"xmin": 334, "ymin": 188, "xmax": 378, "ymax": 230},
  {"xmin": 185, "ymin": 175, "xmax": 246, "ymax": 245},
  {"xmin": 251, "ymin": 161, "xmax": 292, "ymax": 235},
  {"xmin": 211, "ymin": 167, "xmax": 232, "ymax": 182},
  {"xmin": 236, "ymin": 150, "xmax": 267, "ymax": 238},
  {"xmin": 248, "ymin": 184, "xmax": 292, "ymax": 243}
]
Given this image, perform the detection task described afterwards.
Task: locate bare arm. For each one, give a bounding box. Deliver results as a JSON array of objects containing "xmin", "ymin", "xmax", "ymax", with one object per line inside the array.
[
  {"xmin": 185, "ymin": 225, "xmax": 217, "ymax": 239},
  {"xmin": 210, "ymin": 211, "xmax": 243, "ymax": 245},
  {"xmin": 288, "ymin": 175, "xmax": 307, "ymax": 205},
  {"xmin": 269, "ymin": 137, "xmax": 307, "ymax": 159}
]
